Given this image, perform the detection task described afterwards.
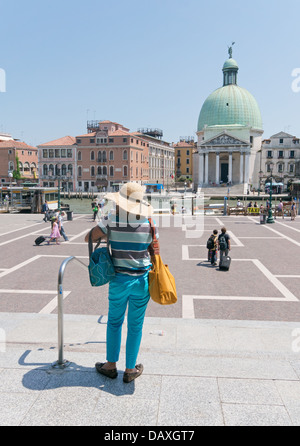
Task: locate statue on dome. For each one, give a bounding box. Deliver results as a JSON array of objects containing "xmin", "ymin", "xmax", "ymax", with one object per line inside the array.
[{"xmin": 227, "ymin": 42, "xmax": 235, "ymax": 58}]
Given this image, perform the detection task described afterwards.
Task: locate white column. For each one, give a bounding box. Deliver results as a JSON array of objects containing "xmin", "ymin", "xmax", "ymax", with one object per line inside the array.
[
  {"xmin": 205, "ymin": 153, "xmax": 209, "ymax": 184},
  {"xmin": 228, "ymin": 152, "xmax": 233, "ymax": 183},
  {"xmin": 199, "ymin": 153, "xmax": 204, "ymax": 185},
  {"xmin": 216, "ymin": 152, "xmax": 220, "ymax": 184},
  {"xmin": 239, "ymin": 151, "xmax": 244, "ymax": 183},
  {"xmin": 244, "ymin": 152, "xmax": 250, "ymax": 193}
]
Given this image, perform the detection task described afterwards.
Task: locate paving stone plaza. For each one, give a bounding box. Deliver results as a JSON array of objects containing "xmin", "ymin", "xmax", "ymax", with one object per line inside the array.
[{"xmin": 1, "ymin": 211, "xmax": 300, "ymax": 426}]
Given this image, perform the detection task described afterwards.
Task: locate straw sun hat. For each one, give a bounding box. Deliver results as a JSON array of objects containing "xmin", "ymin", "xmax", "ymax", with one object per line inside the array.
[{"xmin": 104, "ymin": 182, "xmax": 153, "ymax": 217}]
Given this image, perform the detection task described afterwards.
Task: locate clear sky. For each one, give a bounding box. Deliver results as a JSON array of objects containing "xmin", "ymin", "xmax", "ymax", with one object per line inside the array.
[{"xmin": 0, "ymin": 0, "xmax": 299, "ymax": 146}]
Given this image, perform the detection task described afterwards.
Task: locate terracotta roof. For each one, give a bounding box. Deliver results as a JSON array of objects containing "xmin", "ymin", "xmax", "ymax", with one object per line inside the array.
[
  {"xmin": 0, "ymin": 140, "xmax": 37, "ymax": 150},
  {"xmin": 174, "ymin": 141, "xmax": 195, "ymax": 148},
  {"xmin": 109, "ymin": 129, "xmax": 130, "ymax": 136},
  {"xmin": 38, "ymin": 136, "xmax": 76, "ymax": 147},
  {"xmin": 76, "ymin": 132, "xmax": 97, "ymax": 137}
]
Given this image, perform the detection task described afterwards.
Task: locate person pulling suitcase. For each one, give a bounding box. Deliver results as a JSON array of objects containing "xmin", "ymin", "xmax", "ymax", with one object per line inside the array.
[{"xmin": 218, "ymin": 227, "xmax": 231, "ymax": 270}]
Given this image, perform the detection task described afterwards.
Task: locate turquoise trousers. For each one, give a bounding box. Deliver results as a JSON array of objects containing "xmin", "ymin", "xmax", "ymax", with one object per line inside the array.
[{"xmin": 106, "ymin": 272, "xmax": 150, "ymax": 369}]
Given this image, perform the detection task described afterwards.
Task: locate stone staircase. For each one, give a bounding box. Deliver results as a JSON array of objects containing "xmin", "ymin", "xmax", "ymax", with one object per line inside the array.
[{"xmin": 198, "ymin": 183, "xmax": 245, "ymax": 196}]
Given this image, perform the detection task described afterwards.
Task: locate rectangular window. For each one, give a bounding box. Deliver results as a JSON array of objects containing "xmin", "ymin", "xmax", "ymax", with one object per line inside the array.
[
  {"xmin": 61, "ymin": 149, "xmax": 66, "ymax": 158},
  {"xmin": 67, "ymin": 149, "xmax": 72, "ymax": 158},
  {"xmin": 109, "ymin": 138, "xmax": 114, "ymax": 143},
  {"xmin": 290, "ymin": 150, "xmax": 295, "ymax": 158},
  {"xmin": 279, "ymin": 138, "xmax": 284, "ymax": 144},
  {"xmin": 278, "ymin": 150, "xmax": 284, "ymax": 158},
  {"xmin": 43, "ymin": 149, "xmax": 48, "ymax": 158},
  {"xmin": 267, "ymin": 151, "xmax": 272, "ymax": 158},
  {"xmin": 55, "ymin": 149, "xmax": 60, "ymax": 158}
]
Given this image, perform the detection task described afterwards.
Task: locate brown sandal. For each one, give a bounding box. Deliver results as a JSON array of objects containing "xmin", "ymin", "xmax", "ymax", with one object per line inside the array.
[
  {"xmin": 123, "ymin": 364, "xmax": 144, "ymax": 383},
  {"xmin": 95, "ymin": 362, "xmax": 118, "ymax": 379}
]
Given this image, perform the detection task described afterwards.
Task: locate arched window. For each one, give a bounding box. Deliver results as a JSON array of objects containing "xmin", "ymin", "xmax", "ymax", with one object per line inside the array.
[
  {"xmin": 123, "ymin": 150, "xmax": 128, "ymax": 160},
  {"xmin": 43, "ymin": 164, "xmax": 48, "ymax": 176},
  {"xmin": 61, "ymin": 164, "xmax": 67, "ymax": 176},
  {"xmin": 103, "ymin": 166, "xmax": 107, "ymax": 175},
  {"xmin": 24, "ymin": 162, "xmax": 30, "ymax": 172},
  {"xmin": 68, "ymin": 164, "xmax": 73, "ymax": 176},
  {"xmin": 78, "ymin": 166, "xmax": 82, "ymax": 177},
  {"xmin": 19, "ymin": 162, "xmax": 23, "ymax": 173},
  {"xmin": 97, "ymin": 151, "xmax": 102, "ymax": 162},
  {"xmin": 97, "ymin": 166, "xmax": 102, "ymax": 175},
  {"xmin": 123, "ymin": 165, "xmax": 128, "ymax": 177},
  {"xmin": 103, "ymin": 151, "xmax": 107, "ymax": 162},
  {"xmin": 78, "ymin": 151, "xmax": 82, "ymax": 161},
  {"xmin": 91, "ymin": 166, "xmax": 95, "ymax": 176},
  {"xmin": 91, "ymin": 151, "xmax": 95, "ymax": 161},
  {"xmin": 109, "ymin": 166, "xmax": 114, "ymax": 177},
  {"xmin": 109, "ymin": 150, "xmax": 114, "ymax": 161}
]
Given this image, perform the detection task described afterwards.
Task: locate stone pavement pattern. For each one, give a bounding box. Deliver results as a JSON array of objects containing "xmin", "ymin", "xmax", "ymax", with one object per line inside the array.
[{"xmin": 0, "ymin": 212, "xmax": 300, "ymax": 426}]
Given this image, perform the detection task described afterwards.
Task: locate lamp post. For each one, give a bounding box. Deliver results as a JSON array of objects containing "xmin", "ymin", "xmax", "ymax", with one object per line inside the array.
[
  {"xmin": 49, "ymin": 164, "xmax": 61, "ymax": 211},
  {"xmin": 258, "ymin": 170, "xmax": 263, "ymax": 197},
  {"xmin": 267, "ymin": 162, "xmax": 275, "ymax": 224}
]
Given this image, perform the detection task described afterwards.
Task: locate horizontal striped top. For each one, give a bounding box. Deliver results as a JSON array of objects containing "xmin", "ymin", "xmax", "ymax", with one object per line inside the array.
[{"xmin": 98, "ymin": 213, "xmax": 159, "ymax": 276}]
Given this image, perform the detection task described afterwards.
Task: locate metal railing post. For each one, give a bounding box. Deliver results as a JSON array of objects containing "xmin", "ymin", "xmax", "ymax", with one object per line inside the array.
[{"xmin": 52, "ymin": 256, "xmax": 88, "ymax": 369}]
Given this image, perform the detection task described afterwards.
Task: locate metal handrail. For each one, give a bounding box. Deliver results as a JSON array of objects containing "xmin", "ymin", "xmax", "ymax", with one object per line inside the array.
[{"xmin": 52, "ymin": 256, "xmax": 88, "ymax": 369}]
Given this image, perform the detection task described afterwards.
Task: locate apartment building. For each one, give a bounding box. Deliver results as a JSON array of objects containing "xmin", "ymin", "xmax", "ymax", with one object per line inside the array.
[
  {"xmin": 37, "ymin": 136, "xmax": 76, "ymax": 191},
  {"xmin": 77, "ymin": 120, "xmax": 159, "ymax": 192},
  {"xmin": 173, "ymin": 138, "xmax": 196, "ymax": 180},
  {"xmin": 0, "ymin": 133, "xmax": 38, "ymax": 184},
  {"xmin": 136, "ymin": 128, "xmax": 175, "ymax": 188},
  {"xmin": 261, "ymin": 131, "xmax": 300, "ymax": 191}
]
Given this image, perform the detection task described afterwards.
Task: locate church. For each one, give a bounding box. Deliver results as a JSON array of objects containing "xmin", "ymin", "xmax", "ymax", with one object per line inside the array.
[{"xmin": 194, "ymin": 46, "xmax": 263, "ymax": 194}]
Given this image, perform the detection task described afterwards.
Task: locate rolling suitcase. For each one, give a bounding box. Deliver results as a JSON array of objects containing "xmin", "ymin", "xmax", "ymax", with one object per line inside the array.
[
  {"xmin": 219, "ymin": 255, "xmax": 231, "ymax": 271},
  {"xmin": 35, "ymin": 236, "xmax": 46, "ymax": 246}
]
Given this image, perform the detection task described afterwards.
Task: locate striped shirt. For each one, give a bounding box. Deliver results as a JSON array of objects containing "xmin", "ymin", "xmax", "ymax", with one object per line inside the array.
[{"xmin": 98, "ymin": 213, "xmax": 159, "ymax": 276}]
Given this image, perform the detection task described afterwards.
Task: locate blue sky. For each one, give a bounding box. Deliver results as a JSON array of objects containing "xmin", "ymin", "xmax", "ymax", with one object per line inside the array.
[{"xmin": 0, "ymin": 0, "xmax": 299, "ymax": 146}]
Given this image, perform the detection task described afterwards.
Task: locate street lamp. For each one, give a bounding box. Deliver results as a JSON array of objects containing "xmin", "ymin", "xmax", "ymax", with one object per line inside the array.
[
  {"xmin": 267, "ymin": 162, "xmax": 275, "ymax": 224},
  {"xmin": 49, "ymin": 164, "xmax": 62, "ymax": 211},
  {"xmin": 258, "ymin": 170, "xmax": 263, "ymax": 197}
]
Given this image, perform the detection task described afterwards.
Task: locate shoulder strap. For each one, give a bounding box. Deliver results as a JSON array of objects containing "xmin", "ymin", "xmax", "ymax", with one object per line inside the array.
[{"xmin": 148, "ymin": 218, "xmax": 160, "ymax": 256}]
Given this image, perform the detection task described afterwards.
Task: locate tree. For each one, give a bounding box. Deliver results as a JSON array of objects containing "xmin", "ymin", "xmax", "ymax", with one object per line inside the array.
[{"xmin": 13, "ymin": 154, "xmax": 22, "ymax": 180}]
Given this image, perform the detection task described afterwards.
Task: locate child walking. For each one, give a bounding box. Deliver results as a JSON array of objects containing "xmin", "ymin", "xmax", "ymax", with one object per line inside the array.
[{"xmin": 48, "ymin": 217, "xmax": 61, "ymax": 244}]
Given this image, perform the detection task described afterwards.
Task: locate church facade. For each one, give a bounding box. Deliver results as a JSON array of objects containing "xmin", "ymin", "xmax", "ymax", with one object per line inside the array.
[{"xmin": 194, "ymin": 49, "xmax": 263, "ymax": 194}]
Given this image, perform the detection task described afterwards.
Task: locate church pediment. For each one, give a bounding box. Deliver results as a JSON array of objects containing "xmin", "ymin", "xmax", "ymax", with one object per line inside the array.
[{"xmin": 201, "ymin": 132, "xmax": 249, "ymax": 147}]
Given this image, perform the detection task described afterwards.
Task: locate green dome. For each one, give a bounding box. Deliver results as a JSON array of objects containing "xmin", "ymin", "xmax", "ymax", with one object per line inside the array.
[
  {"xmin": 197, "ymin": 84, "xmax": 263, "ymax": 131},
  {"xmin": 222, "ymin": 58, "xmax": 239, "ymax": 71}
]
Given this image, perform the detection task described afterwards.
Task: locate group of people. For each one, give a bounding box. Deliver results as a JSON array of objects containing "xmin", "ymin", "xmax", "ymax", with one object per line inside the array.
[
  {"xmin": 42, "ymin": 201, "xmax": 69, "ymax": 244},
  {"xmin": 207, "ymin": 227, "xmax": 231, "ymax": 267}
]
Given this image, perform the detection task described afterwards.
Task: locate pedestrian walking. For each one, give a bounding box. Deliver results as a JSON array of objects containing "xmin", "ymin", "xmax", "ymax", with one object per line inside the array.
[
  {"xmin": 210, "ymin": 230, "xmax": 218, "ymax": 266},
  {"xmin": 93, "ymin": 203, "xmax": 99, "ymax": 221},
  {"xmin": 47, "ymin": 216, "xmax": 61, "ymax": 244},
  {"xmin": 57, "ymin": 211, "xmax": 69, "ymax": 241},
  {"xmin": 85, "ymin": 182, "xmax": 158, "ymax": 383},
  {"xmin": 206, "ymin": 229, "xmax": 218, "ymax": 265},
  {"xmin": 42, "ymin": 201, "xmax": 49, "ymax": 222},
  {"xmin": 291, "ymin": 201, "xmax": 297, "ymax": 221},
  {"xmin": 218, "ymin": 227, "xmax": 231, "ymax": 267}
]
